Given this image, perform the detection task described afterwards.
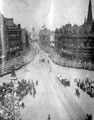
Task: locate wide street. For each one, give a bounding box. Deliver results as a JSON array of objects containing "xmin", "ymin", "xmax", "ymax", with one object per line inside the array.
[{"xmin": 0, "ymin": 43, "xmax": 94, "ymax": 120}]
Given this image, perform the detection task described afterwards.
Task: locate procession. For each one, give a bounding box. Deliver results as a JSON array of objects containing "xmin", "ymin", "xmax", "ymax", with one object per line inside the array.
[
  {"xmin": 0, "ymin": 66, "xmax": 37, "ymax": 120},
  {"xmin": 0, "ymin": 0, "xmax": 94, "ymax": 119},
  {"xmin": 0, "ymin": 49, "xmax": 94, "ymax": 120}
]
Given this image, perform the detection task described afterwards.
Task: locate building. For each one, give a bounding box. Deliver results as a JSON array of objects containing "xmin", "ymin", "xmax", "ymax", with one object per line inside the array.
[
  {"xmin": 0, "ymin": 13, "xmax": 30, "ymax": 63},
  {"xmin": 21, "ymin": 29, "xmax": 30, "ymax": 50},
  {"xmin": 54, "ymin": 0, "xmax": 94, "ymax": 63},
  {"xmin": 39, "ymin": 26, "xmax": 51, "ymax": 47},
  {"xmin": 0, "ymin": 13, "xmax": 8, "ymax": 64},
  {"xmin": 5, "ymin": 18, "xmax": 23, "ymax": 60}
]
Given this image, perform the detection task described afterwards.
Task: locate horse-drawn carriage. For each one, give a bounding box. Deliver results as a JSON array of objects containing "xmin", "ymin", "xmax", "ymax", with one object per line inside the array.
[
  {"xmin": 15, "ymin": 81, "xmax": 29, "ymax": 99},
  {"xmin": 86, "ymin": 85, "xmax": 94, "ymax": 97},
  {"xmin": 57, "ymin": 74, "xmax": 70, "ymax": 86}
]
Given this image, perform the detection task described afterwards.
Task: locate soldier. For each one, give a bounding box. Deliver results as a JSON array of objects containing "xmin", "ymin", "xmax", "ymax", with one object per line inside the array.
[
  {"xmin": 27, "ymin": 80, "xmax": 32, "ymax": 95},
  {"xmin": 33, "ymin": 87, "xmax": 36, "ymax": 98}
]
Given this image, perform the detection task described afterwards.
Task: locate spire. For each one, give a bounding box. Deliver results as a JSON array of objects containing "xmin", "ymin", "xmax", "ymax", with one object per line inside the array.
[
  {"xmin": 87, "ymin": 0, "xmax": 92, "ymax": 22},
  {"xmin": 84, "ymin": 17, "xmax": 87, "ymax": 23}
]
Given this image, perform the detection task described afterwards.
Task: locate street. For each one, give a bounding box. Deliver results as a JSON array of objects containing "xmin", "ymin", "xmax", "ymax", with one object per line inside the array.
[{"xmin": 0, "ymin": 45, "xmax": 94, "ymax": 120}]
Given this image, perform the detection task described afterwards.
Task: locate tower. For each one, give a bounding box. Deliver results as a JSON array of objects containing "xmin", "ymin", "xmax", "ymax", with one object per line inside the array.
[{"xmin": 87, "ymin": 0, "xmax": 92, "ymax": 22}]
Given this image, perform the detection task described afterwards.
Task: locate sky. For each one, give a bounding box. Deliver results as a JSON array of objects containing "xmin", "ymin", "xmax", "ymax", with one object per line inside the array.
[{"xmin": 0, "ymin": 0, "xmax": 94, "ymax": 31}]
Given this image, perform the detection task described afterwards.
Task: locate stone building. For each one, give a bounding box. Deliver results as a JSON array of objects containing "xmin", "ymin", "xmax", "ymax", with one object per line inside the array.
[
  {"xmin": 5, "ymin": 18, "xmax": 23, "ymax": 60},
  {"xmin": 39, "ymin": 26, "xmax": 51, "ymax": 47},
  {"xmin": 0, "ymin": 13, "xmax": 8, "ymax": 64},
  {"xmin": 54, "ymin": 0, "xmax": 94, "ymax": 63},
  {"xmin": 0, "ymin": 13, "xmax": 31, "ymax": 63},
  {"xmin": 21, "ymin": 29, "xmax": 30, "ymax": 50}
]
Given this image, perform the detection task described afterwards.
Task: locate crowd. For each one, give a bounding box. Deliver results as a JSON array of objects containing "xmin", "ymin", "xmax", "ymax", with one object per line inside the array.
[
  {"xmin": 49, "ymin": 53, "xmax": 94, "ymax": 71},
  {"xmin": 85, "ymin": 113, "xmax": 93, "ymax": 120},
  {"xmin": 0, "ymin": 46, "xmax": 37, "ymax": 76},
  {"xmin": 0, "ymin": 56, "xmax": 24, "ymax": 76},
  {"xmin": 74, "ymin": 77, "xmax": 94, "ymax": 97},
  {"xmin": 17, "ymin": 79, "xmax": 37, "ymax": 99},
  {"xmin": 0, "ymin": 78, "xmax": 38, "ymax": 120},
  {"xmin": 0, "ymin": 81, "xmax": 23, "ymax": 120}
]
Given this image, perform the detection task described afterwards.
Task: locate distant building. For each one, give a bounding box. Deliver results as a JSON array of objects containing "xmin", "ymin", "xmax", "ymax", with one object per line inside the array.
[
  {"xmin": 54, "ymin": 0, "xmax": 94, "ymax": 63},
  {"xmin": 39, "ymin": 27, "xmax": 51, "ymax": 47},
  {"xmin": 31, "ymin": 27, "xmax": 38, "ymax": 41},
  {"xmin": 50, "ymin": 31, "xmax": 54, "ymax": 42},
  {"xmin": 21, "ymin": 29, "xmax": 30, "ymax": 50}
]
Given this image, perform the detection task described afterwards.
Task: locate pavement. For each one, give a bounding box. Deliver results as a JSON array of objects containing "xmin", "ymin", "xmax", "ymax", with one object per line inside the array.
[{"xmin": 0, "ymin": 42, "xmax": 94, "ymax": 120}]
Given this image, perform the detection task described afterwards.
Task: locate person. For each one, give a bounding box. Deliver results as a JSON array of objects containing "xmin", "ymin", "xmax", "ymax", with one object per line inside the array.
[
  {"xmin": 48, "ymin": 114, "xmax": 51, "ymax": 120},
  {"xmin": 75, "ymin": 88, "xmax": 80, "ymax": 97},
  {"xmin": 48, "ymin": 60, "xmax": 49, "ymax": 64},
  {"xmin": 49, "ymin": 67, "xmax": 51, "ymax": 72},
  {"xmin": 22, "ymin": 102, "xmax": 25, "ymax": 109},
  {"xmin": 33, "ymin": 86, "xmax": 36, "ymax": 98},
  {"xmin": 29, "ymin": 81, "xmax": 32, "ymax": 95},
  {"xmin": 36, "ymin": 80, "xmax": 38, "ymax": 86}
]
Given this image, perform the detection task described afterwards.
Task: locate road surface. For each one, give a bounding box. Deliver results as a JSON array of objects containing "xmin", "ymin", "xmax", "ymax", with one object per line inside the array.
[{"xmin": 0, "ymin": 44, "xmax": 94, "ymax": 120}]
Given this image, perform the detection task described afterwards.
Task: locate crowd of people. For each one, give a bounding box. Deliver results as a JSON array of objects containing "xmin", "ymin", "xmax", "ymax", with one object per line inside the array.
[
  {"xmin": 85, "ymin": 113, "xmax": 93, "ymax": 120},
  {"xmin": 49, "ymin": 52, "xmax": 94, "ymax": 71},
  {"xmin": 74, "ymin": 77, "xmax": 94, "ymax": 97},
  {"xmin": 0, "ymin": 80, "xmax": 23, "ymax": 120},
  {"xmin": 0, "ymin": 77, "xmax": 38, "ymax": 120},
  {"xmin": 0, "ymin": 46, "xmax": 37, "ymax": 76},
  {"xmin": 17, "ymin": 79, "xmax": 37, "ymax": 99},
  {"xmin": 0, "ymin": 56, "xmax": 24, "ymax": 76}
]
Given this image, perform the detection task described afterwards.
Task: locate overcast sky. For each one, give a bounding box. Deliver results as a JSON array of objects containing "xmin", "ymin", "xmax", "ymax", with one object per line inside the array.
[{"xmin": 0, "ymin": 0, "xmax": 94, "ymax": 31}]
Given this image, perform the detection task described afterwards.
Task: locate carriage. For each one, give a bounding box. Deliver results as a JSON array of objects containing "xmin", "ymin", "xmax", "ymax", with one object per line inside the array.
[
  {"xmin": 16, "ymin": 83, "xmax": 29, "ymax": 99},
  {"xmin": 57, "ymin": 74, "xmax": 70, "ymax": 86}
]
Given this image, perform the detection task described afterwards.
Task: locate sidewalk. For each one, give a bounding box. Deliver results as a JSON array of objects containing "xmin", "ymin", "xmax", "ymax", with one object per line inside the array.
[{"xmin": 0, "ymin": 46, "xmax": 37, "ymax": 77}]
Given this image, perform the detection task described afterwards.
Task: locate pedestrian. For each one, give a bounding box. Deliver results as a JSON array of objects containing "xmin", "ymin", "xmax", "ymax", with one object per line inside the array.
[
  {"xmin": 48, "ymin": 114, "xmax": 51, "ymax": 120},
  {"xmin": 36, "ymin": 80, "xmax": 38, "ymax": 86},
  {"xmin": 22, "ymin": 102, "xmax": 25, "ymax": 109},
  {"xmin": 50, "ymin": 67, "xmax": 51, "ymax": 72},
  {"xmin": 28, "ymin": 80, "xmax": 32, "ymax": 95},
  {"xmin": 33, "ymin": 87, "xmax": 36, "ymax": 98},
  {"xmin": 48, "ymin": 60, "xmax": 49, "ymax": 64},
  {"xmin": 29, "ymin": 82, "xmax": 32, "ymax": 95}
]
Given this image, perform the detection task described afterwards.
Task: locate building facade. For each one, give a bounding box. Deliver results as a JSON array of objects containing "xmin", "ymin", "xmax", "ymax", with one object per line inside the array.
[
  {"xmin": 5, "ymin": 18, "xmax": 23, "ymax": 60},
  {"xmin": 54, "ymin": 0, "xmax": 94, "ymax": 63},
  {"xmin": 21, "ymin": 29, "xmax": 30, "ymax": 50},
  {"xmin": 39, "ymin": 27, "xmax": 51, "ymax": 47},
  {"xmin": 0, "ymin": 13, "xmax": 30, "ymax": 63},
  {"xmin": 0, "ymin": 13, "xmax": 8, "ymax": 64}
]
